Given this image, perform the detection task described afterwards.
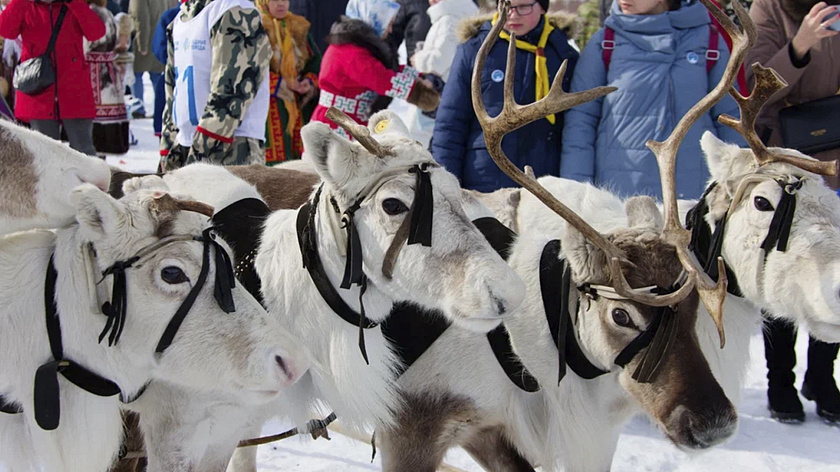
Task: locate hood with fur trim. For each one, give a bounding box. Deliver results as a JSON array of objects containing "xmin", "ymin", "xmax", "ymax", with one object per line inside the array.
[
  {"xmin": 456, "ymin": 11, "xmax": 577, "ymax": 42},
  {"xmin": 327, "ymin": 16, "xmax": 399, "ymax": 71},
  {"xmin": 781, "ymin": 0, "xmax": 840, "ymax": 23}
]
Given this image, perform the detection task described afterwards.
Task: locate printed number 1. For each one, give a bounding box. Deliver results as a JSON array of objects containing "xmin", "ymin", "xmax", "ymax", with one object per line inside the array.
[{"xmin": 173, "ymin": 66, "xmax": 198, "ymax": 126}]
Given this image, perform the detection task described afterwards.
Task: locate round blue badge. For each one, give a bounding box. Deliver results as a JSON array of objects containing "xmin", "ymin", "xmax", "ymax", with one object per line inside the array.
[
  {"xmin": 491, "ymin": 69, "xmax": 505, "ymax": 82},
  {"xmin": 686, "ymin": 52, "xmax": 700, "ymax": 64}
]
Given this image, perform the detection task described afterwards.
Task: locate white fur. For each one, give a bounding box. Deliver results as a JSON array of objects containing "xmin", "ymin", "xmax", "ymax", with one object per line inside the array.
[
  {"xmin": 124, "ymin": 112, "xmax": 527, "ymax": 471},
  {"xmin": 0, "ymin": 120, "xmax": 111, "ymax": 235},
  {"xmin": 0, "ymin": 185, "xmax": 308, "ymax": 472}
]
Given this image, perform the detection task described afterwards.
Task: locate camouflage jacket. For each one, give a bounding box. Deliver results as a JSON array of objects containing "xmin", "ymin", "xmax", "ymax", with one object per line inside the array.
[{"xmin": 160, "ymin": 0, "xmax": 271, "ymax": 165}]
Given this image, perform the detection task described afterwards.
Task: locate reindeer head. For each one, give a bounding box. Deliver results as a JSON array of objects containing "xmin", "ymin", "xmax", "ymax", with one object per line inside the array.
[
  {"xmin": 564, "ymin": 197, "xmax": 736, "ymax": 450},
  {"xmin": 698, "ymin": 133, "xmax": 840, "ymax": 342},
  {"xmin": 70, "ymin": 185, "xmax": 309, "ymax": 404},
  {"xmin": 301, "ymin": 112, "xmax": 525, "ymax": 332}
]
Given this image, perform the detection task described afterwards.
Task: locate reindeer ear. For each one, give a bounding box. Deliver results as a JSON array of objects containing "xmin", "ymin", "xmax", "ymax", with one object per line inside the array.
[
  {"xmin": 625, "ymin": 196, "xmax": 663, "ymax": 231},
  {"xmin": 122, "ymin": 175, "xmax": 168, "ymax": 195},
  {"xmin": 560, "ymin": 225, "xmax": 609, "ymax": 285},
  {"xmin": 701, "ymin": 131, "xmax": 757, "ymax": 182},
  {"xmin": 301, "ymin": 121, "xmax": 377, "ymax": 193},
  {"xmin": 71, "ymin": 183, "xmax": 128, "ymax": 239}
]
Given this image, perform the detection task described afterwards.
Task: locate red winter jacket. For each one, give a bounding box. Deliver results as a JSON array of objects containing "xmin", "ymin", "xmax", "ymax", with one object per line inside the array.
[{"xmin": 0, "ymin": 0, "xmax": 104, "ymax": 120}]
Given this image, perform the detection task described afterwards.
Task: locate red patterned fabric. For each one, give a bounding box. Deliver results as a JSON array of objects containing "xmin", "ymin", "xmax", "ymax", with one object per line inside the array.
[{"xmin": 311, "ymin": 43, "xmax": 417, "ymax": 129}]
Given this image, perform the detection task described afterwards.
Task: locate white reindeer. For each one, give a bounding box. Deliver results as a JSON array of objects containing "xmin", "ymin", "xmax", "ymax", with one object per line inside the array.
[
  {"xmin": 0, "ymin": 185, "xmax": 308, "ymax": 472},
  {"xmin": 112, "ymin": 109, "xmax": 526, "ymax": 472},
  {"xmin": 0, "ymin": 120, "xmax": 111, "ymax": 235}
]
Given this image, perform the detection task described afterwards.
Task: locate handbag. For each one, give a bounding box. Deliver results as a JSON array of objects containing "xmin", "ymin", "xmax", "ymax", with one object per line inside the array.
[
  {"xmin": 13, "ymin": 4, "xmax": 68, "ymax": 96},
  {"xmin": 779, "ymin": 90, "xmax": 840, "ymax": 155}
]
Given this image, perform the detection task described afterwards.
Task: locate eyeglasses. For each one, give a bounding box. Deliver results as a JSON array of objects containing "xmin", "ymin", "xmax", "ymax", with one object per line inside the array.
[{"xmin": 509, "ymin": 1, "xmax": 538, "ymax": 16}]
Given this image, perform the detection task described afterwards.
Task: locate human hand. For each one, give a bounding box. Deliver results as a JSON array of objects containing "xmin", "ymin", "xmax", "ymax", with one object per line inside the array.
[
  {"xmin": 274, "ymin": 80, "xmax": 295, "ymax": 101},
  {"xmin": 792, "ymin": 2, "xmax": 840, "ymax": 59}
]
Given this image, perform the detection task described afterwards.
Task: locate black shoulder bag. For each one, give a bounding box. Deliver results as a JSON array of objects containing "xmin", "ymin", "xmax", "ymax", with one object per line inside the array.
[
  {"xmin": 779, "ymin": 90, "xmax": 840, "ymax": 155},
  {"xmin": 13, "ymin": 4, "xmax": 68, "ymax": 96}
]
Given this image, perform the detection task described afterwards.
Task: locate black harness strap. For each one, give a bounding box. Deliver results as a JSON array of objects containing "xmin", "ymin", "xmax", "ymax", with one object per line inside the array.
[
  {"xmin": 407, "ymin": 164, "xmax": 434, "ymax": 247},
  {"xmin": 686, "ymin": 183, "xmax": 743, "ymax": 297},
  {"xmin": 297, "ymin": 190, "xmax": 378, "ymax": 365},
  {"xmin": 761, "ymin": 179, "xmax": 803, "ymax": 258},
  {"xmin": 541, "ymin": 240, "xmax": 609, "ymax": 384},
  {"xmin": 34, "ymin": 257, "xmax": 123, "ymax": 430},
  {"xmin": 211, "ymin": 198, "xmax": 272, "ymax": 306}
]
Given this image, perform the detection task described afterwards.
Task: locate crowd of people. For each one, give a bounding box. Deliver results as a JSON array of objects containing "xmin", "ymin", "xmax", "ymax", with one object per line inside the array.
[{"xmin": 0, "ymin": 0, "xmax": 838, "ymax": 426}]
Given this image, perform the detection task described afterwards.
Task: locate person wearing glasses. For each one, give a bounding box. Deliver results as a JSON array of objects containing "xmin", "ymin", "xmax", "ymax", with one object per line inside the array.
[
  {"xmin": 560, "ymin": 0, "xmax": 744, "ymax": 200},
  {"xmin": 431, "ymin": 0, "xmax": 579, "ymax": 192}
]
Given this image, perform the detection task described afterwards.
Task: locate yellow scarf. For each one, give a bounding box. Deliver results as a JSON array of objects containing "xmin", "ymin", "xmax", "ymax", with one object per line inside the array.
[{"xmin": 493, "ymin": 13, "xmax": 555, "ymax": 124}]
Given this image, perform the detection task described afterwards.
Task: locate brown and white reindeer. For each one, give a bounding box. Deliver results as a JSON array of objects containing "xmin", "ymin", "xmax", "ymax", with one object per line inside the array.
[
  {"xmin": 371, "ymin": 1, "xmax": 777, "ymax": 471},
  {"xmin": 0, "ymin": 120, "xmax": 111, "ymax": 235},
  {"xmin": 109, "ymin": 109, "xmax": 527, "ymax": 472}
]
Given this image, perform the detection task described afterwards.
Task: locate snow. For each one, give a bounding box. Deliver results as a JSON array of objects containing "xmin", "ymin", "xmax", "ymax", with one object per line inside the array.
[{"xmin": 3, "ymin": 76, "xmax": 839, "ymax": 471}]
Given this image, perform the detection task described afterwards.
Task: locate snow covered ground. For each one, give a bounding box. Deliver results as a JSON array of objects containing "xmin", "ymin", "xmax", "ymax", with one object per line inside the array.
[{"xmin": 3, "ymin": 79, "xmax": 836, "ymax": 471}]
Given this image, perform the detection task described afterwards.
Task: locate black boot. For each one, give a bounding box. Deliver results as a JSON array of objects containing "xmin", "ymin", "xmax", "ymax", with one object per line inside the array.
[
  {"xmin": 763, "ymin": 317, "xmax": 805, "ymax": 423},
  {"xmin": 802, "ymin": 337, "xmax": 840, "ymax": 425}
]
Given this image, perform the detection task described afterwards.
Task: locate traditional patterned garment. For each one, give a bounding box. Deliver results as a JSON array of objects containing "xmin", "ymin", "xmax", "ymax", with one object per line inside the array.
[
  {"xmin": 257, "ymin": 3, "xmax": 320, "ymax": 164},
  {"xmin": 311, "ymin": 16, "xmax": 438, "ymax": 134},
  {"xmin": 86, "ymin": 1, "xmax": 130, "ymax": 153},
  {"xmin": 160, "ymin": 0, "xmax": 271, "ymax": 170}
]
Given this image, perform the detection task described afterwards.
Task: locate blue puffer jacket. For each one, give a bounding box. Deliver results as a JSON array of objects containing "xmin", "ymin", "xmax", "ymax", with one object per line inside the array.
[
  {"xmin": 560, "ymin": 0, "xmax": 745, "ymax": 200},
  {"xmin": 432, "ymin": 14, "xmax": 579, "ymax": 192}
]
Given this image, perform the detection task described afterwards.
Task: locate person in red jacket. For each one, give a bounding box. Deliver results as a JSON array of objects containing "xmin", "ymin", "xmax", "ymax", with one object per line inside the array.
[
  {"xmin": 311, "ymin": 0, "xmax": 438, "ymax": 135},
  {"xmin": 0, "ymin": 0, "xmax": 105, "ymax": 155}
]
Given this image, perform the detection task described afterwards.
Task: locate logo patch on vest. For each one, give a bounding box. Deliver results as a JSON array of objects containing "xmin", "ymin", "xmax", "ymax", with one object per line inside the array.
[{"xmin": 491, "ymin": 69, "xmax": 505, "ymax": 82}]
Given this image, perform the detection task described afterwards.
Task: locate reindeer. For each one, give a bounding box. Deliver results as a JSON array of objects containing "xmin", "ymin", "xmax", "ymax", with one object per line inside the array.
[
  {"xmin": 0, "ymin": 184, "xmax": 308, "ymax": 472},
  {"xmin": 108, "ymin": 110, "xmax": 526, "ymax": 472},
  {"xmin": 0, "ymin": 120, "xmax": 111, "ymax": 235}
]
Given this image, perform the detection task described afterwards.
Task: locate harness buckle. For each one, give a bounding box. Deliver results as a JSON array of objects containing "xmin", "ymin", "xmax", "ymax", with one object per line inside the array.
[
  {"xmin": 705, "ymin": 49, "xmax": 720, "ymax": 61},
  {"xmin": 601, "ymin": 40, "xmax": 615, "ymax": 50}
]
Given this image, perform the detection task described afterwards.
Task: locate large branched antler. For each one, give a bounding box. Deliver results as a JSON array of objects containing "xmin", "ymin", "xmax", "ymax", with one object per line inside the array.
[
  {"xmin": 645, "ymin": 0, "xmax": 763, "ymax": 348},
  {"xmin": 472, "ymin": 0, "xmax": 700, "ymax": 308},
  {"xmin": 718, "ymin": 64, "xmax": 839, "ymax": 176}
]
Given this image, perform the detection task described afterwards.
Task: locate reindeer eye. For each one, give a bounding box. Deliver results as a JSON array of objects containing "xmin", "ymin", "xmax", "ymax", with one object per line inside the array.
[
  {"xmin": 754, "ymin": 196, "xmax": 774, "ymax": 212},
  {"xmin": 382, "ymin": 198, "xmax": 409, "ymax": 215},
  {"xmin": 161, "ymin": 266, "xmax": 189, "ymax": 284},
  {"xmin": 612, "ymin": 308, "xmax": 633, "ymax": 327}
]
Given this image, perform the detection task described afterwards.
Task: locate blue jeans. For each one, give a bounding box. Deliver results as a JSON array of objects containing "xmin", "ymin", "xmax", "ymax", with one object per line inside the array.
[{"xmin": 132, "ymin": 71, "xmax": 163, "ymax": 114}]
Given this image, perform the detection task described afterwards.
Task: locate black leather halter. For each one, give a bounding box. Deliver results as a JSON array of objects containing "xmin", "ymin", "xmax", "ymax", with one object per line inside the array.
[
  {"xmin": 9, "ymin": 228, "xmax": 236, "ymax": 430},
  {"xmin": 686, "ymin": 178, "xmax": 805, "ymax": 298},
  {"xmin": 295, "ymin": 164, "xmax": 436, "ymax": 365},
  {"xmin": 544, "ymin": 240, "xmax": 683, "ymax": 384}
]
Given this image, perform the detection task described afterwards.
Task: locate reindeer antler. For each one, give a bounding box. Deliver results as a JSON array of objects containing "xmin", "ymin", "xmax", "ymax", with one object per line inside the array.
[
  {"xmin": 472, "ymin": 1, "xmax": 708, "ymax": 307},
  {"xmin": 152, "ymin": 193, "xmax": 215, "ymax": 217},
  {"xmin": 326, "ymin": 107, "xmax": 394, "ymax": 157},
  {"xmin": 646, "ymin": 0, "xmax": 761, "ymax": 348},
  {"xmin": 718, "ymin": 64, "xmax": 839, "ymax": 176}
]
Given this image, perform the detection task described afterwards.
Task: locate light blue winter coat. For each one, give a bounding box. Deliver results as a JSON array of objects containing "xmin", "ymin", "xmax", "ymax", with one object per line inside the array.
[{"xmin": 559, "ymin": 0, "xmax": 745, "ymax": 200}]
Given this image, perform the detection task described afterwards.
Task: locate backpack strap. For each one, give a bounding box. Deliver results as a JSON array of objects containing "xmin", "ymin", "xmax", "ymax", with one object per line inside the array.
[
  {"xmin": 602, "ymin": 27, "xmax": 615, "ymax": 72},
  {"xmin": 706, "ymin": 21, "xmax": 720, "ymax": 74}
]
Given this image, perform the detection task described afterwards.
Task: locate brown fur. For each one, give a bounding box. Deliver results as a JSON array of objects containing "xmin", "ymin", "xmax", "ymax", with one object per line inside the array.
[
  {"xmin": 407, "ymin": 79, "xmax": 441, "ymax": 113},
  {"xmin": 0, "ymin": 126, "xmax": 38, "ymax": 218},
  {"xmin": 110, "ymin": 412, "xmax": 146, "ymax": 472},
  {"xmin": 462, "ymin": 426, "xmax": 536, "ymax": 472},
  {"xmin": 378, "ymin": 392, "xmax": 481, "ymax": 472},
  {"xmin": 228, "ymin": 165, "xmax": 319, "ymax": 211}
]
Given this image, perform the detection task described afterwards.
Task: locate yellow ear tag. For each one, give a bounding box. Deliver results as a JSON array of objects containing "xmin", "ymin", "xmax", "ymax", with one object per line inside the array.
[{"xmin": 374, "ymin": 119, "xmax": 390, "ymax": 134}]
